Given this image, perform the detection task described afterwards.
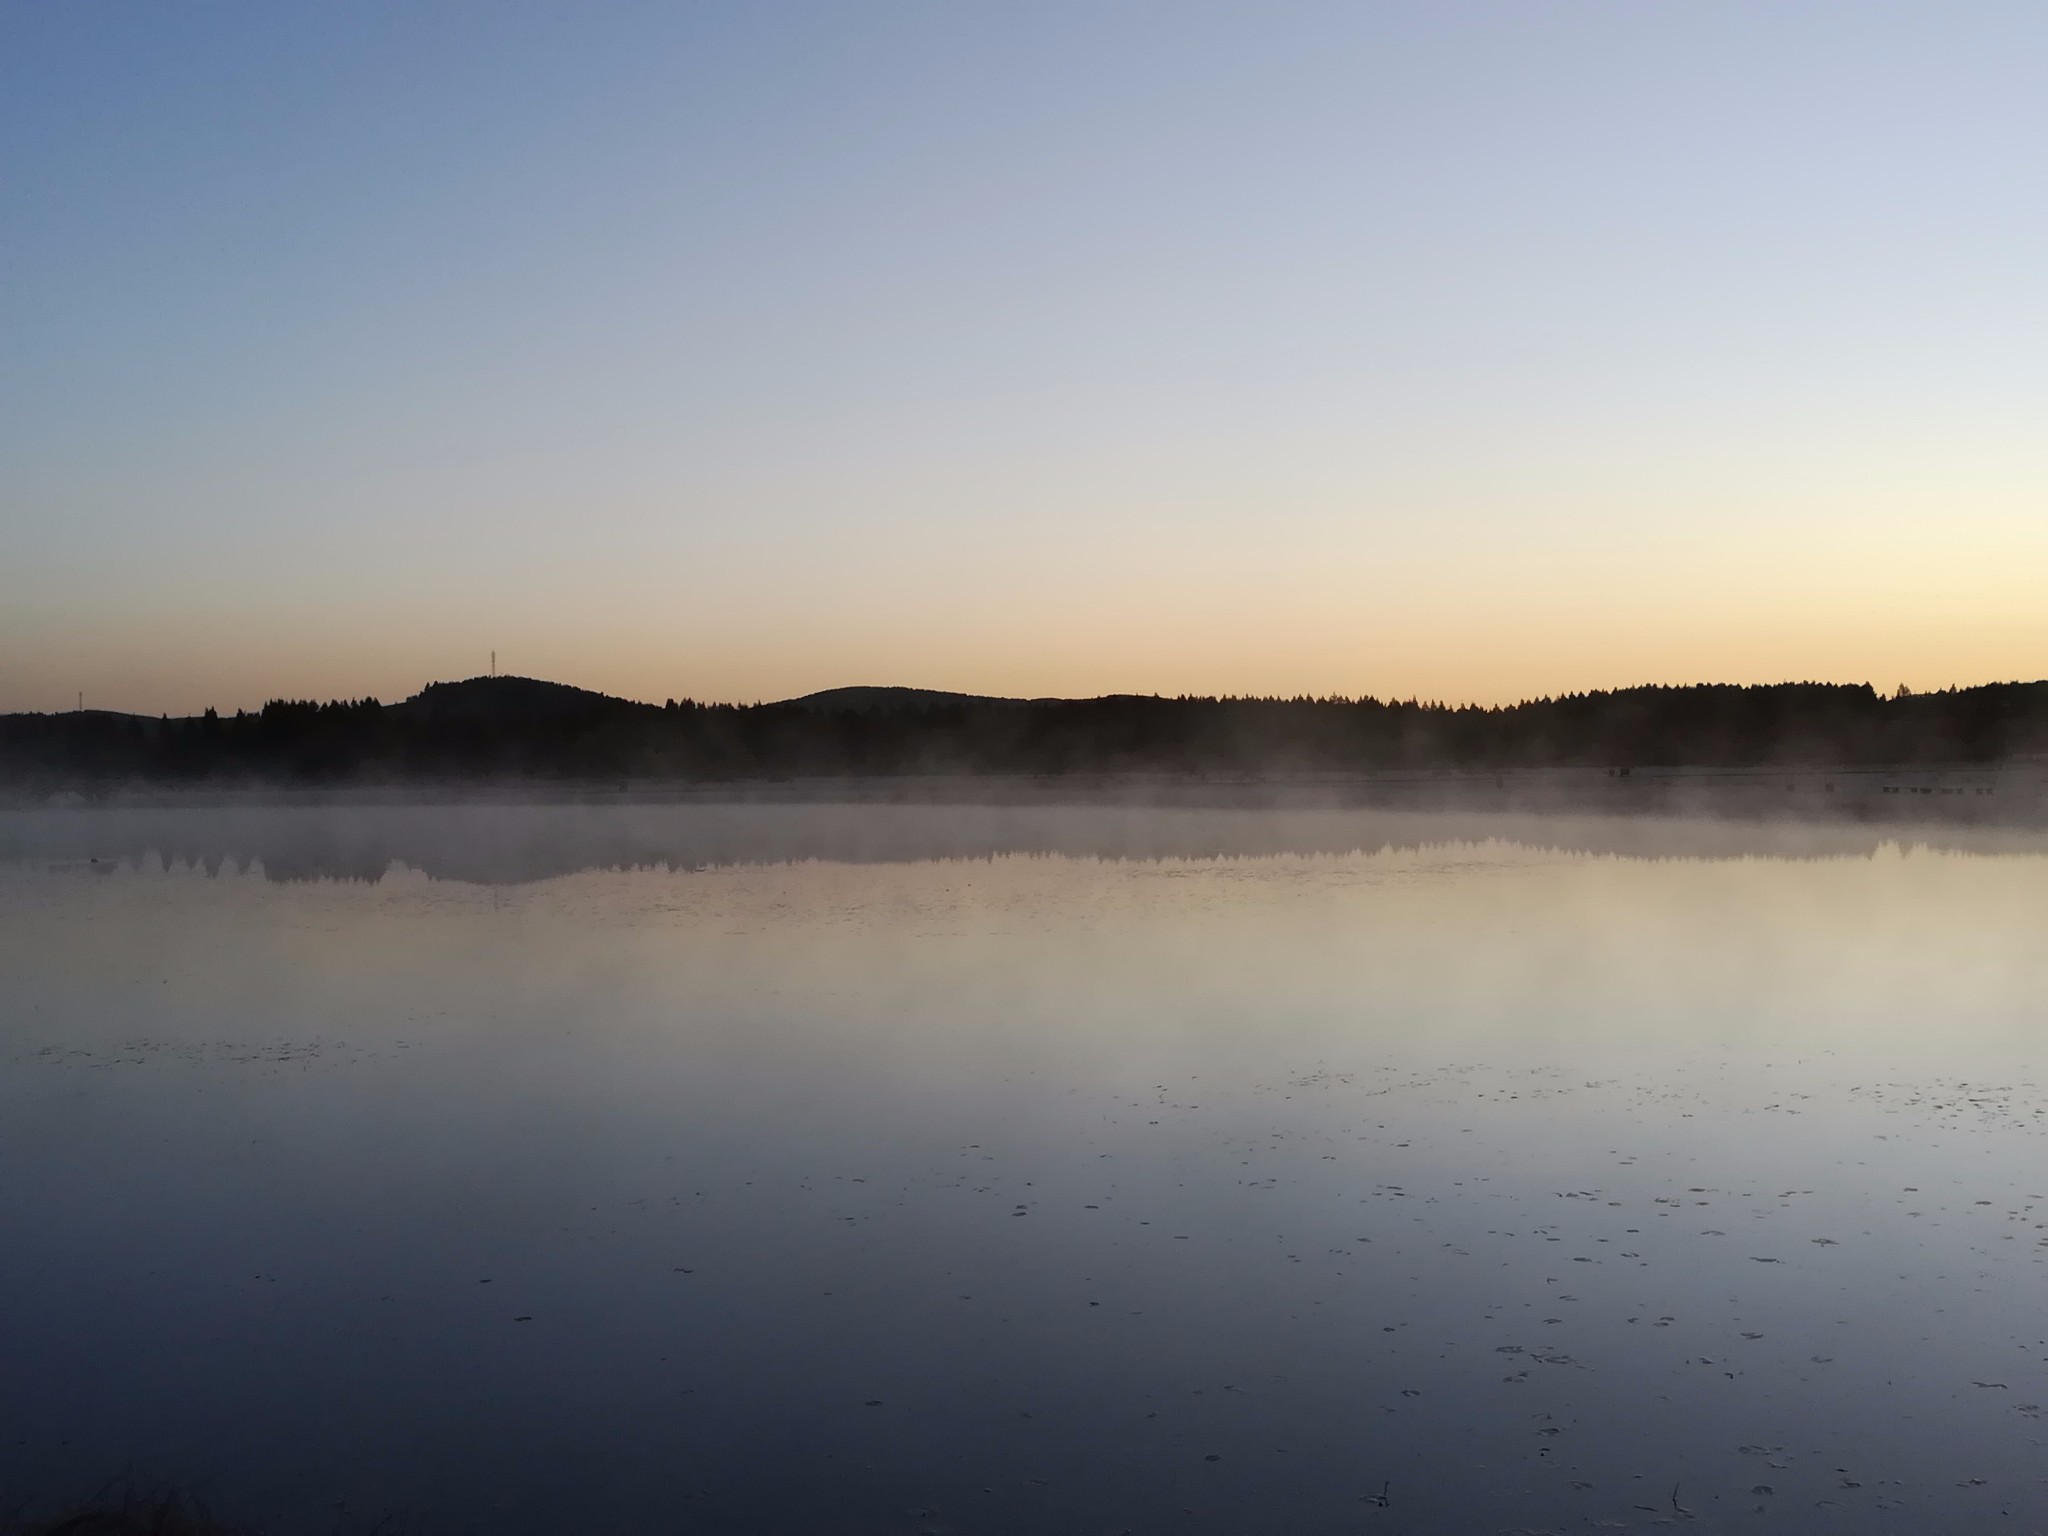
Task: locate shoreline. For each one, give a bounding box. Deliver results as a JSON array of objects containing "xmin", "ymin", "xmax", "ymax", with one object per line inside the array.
[{"xmin": 7, "ymin": 761, "xmax": 2045, "ymax": 823}]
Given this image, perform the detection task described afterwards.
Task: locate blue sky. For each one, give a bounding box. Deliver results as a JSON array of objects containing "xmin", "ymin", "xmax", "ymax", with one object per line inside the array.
[{"xmin": 4, "ymin": 3, "xmax": 2044, "ymax": 712}]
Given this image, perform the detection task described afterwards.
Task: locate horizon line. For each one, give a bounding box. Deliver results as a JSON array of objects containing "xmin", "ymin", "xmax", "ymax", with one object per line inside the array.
[{"xmin": 20, "ymin": 670, "xmax": 2048, "ymax": 722}]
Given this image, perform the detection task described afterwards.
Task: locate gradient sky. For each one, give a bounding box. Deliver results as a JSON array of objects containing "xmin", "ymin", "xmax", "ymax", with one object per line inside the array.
[{"xmin": 4, "ymin": 3, "xmax": 2044, "ymax": 714}]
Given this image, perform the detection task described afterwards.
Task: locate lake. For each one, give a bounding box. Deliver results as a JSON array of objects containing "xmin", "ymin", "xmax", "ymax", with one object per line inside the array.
[{"xmin": 4, "ymin": 802, "xmax": 2047, "ymax": 1533}]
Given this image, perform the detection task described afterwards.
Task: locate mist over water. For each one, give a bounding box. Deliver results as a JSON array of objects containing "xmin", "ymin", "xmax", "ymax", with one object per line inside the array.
[
  {"xmin": 6, "ymin": 796, "xmax": 2048, "ymax": 884},
  {"xmin": 5, "ymin": 803, "xmax": 2047, "ymax": 1532}
]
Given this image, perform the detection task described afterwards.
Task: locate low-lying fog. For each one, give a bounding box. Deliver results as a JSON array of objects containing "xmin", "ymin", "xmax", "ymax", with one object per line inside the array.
[
  {"xmin": 4, "ymin": 800, "xmax": 2046, "ymax": 1532},
  {"xmin": 6, "ymin": 796, "xmax": 2048, "ymax": 884}
]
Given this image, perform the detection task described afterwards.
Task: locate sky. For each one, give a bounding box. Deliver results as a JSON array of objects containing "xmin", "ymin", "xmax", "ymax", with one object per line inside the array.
[{"xmin": 4, "ymin": 2, "xmax": 2045, "ymax": 715}]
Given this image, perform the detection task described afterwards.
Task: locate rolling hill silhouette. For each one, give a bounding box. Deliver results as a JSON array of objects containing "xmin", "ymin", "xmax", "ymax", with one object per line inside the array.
[
  {"xmin": 779, "ymin": 685, "xmax": 1028, "ymax": 714},
  {"xmin": 4, "ymin": 674, "xmax": 2048, "ymax": 791},
  {"xmin": 400, "ymin": 675, "xmax": 658, "ymax": 722}
]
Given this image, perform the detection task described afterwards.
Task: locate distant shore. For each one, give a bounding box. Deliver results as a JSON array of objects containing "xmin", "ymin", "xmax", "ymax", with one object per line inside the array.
[{"xmin": 11, "ymin": 677, "xmax": 2048, "ymax": 793}]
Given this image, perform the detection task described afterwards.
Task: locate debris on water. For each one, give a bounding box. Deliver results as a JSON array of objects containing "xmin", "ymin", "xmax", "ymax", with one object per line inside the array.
[{"xmin": 25, "ymin": 821, "xmax": 2048, "ymax": 1531}]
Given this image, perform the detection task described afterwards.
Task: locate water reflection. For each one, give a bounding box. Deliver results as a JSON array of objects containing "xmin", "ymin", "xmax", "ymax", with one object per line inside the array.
[
  {"xmin": 5, "ymin": 799, "xmax": 2048, "ymax": 884},
  {"xmin": 3, "ymin": 807, "xmax": 2047, "ymax": 1533}
]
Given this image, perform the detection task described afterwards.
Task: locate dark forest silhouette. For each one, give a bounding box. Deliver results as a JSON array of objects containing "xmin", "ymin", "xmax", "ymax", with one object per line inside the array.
[{"xmin": 5, "ymin": 675, "xmax": 2047, "ymax": 789}]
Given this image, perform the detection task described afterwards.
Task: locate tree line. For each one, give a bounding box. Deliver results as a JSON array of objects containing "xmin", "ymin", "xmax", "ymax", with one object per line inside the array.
[{"xmin": 4, "ymin": 677, "xmax": 2046, "ymax": 789}]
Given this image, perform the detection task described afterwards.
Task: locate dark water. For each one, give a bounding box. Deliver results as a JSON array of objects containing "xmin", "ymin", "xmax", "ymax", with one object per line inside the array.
[{"xmin": 4, "ymin": 804, "xmax": 2047, "ymax": 1533}]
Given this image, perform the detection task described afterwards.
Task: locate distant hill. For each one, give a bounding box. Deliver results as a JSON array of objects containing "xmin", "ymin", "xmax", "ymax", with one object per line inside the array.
[
  {"xmin": 399, "ymin": 676, "xmax": 656, "ymax": 722},
  {"xmin": 778, "ymin": 686, "xmax": 1030, "ymax": 714}
]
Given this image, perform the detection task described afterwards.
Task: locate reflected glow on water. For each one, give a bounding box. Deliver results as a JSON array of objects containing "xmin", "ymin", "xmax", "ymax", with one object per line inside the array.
[{"xmin": 3, "ymin": 806, "xmax": 2047, "ymax": 1532}]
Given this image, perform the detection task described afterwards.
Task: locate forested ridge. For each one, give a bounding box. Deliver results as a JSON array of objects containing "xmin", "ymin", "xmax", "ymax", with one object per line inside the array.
[{"xmin": 5, "ymin": 675, "xmax": 2047, "ymax": 787}]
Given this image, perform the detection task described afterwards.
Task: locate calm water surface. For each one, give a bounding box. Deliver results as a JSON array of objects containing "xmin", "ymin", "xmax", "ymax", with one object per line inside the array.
[{"xmin": 3, "ymin": 805, "xmax": 2047, "ymax": 1534}]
